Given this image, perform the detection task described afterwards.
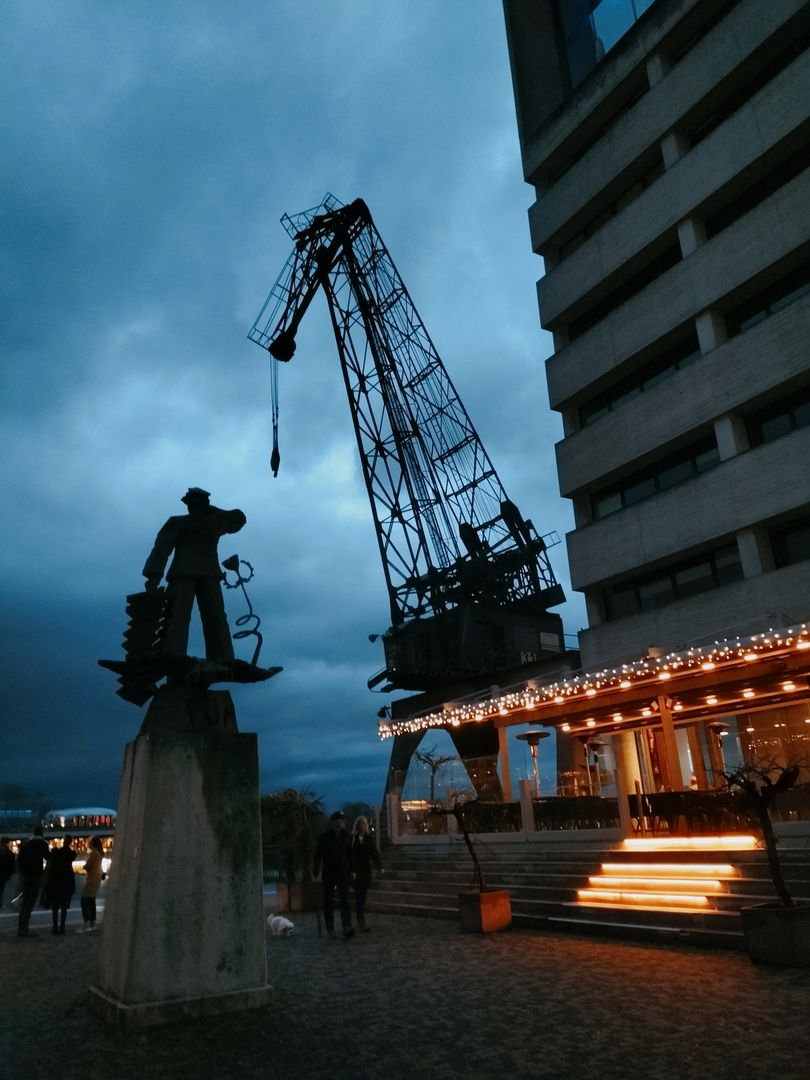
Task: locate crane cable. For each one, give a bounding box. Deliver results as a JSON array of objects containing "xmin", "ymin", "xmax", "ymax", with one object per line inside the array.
[{"xmin": 270, "ymin": 353, "xmax": 281, "ymax": 477}]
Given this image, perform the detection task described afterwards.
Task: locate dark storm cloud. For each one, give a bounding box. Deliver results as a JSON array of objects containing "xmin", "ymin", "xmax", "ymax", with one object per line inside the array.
[{"xmin": 1, "ymin": 1, "xmax": 586, "ymax": 814}]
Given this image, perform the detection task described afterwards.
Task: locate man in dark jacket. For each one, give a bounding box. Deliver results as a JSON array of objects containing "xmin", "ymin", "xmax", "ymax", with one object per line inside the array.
[
  {"xmin": 16, "ymin": 826, "xmax": 49, "ymax": 937},
  {"xmin": 313, "ymin": 811, "xmax": 354, "ymax": 940}
]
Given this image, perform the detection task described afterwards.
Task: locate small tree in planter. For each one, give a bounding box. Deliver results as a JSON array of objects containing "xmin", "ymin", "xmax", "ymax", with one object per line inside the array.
[
  {"xmin": 721, "ymin": 757, "xmax": 810, "ymax": 966},
  {"xmin": 261, "ymin": 788, "xmax": 324, "ymax": 911},
  {"xmin": 437, "ymin": 792, "xmax": 511, "ymax": 934}
]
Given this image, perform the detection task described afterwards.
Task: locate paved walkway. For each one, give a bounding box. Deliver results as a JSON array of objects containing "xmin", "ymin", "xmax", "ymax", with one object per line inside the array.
[{"xmin": 2, "ymin": 906, "xmax": 809, "ymax": 1080}]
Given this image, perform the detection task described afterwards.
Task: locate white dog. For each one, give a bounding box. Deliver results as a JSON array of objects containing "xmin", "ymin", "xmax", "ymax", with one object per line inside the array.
[{"xmin": 268, "ymin": 914, "xmax": 295, "ymax": 936}]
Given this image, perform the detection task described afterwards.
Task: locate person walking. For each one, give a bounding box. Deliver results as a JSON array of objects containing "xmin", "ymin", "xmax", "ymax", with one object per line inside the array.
[
  {"xmin": 78, "ymin": 836, "xmax": 104, "ymax": 932},
  {"xmin": 351, "ymin": 816, "xmax": 383, "ymax": 932},
  {"xmin": 313, "ymin": 811, "xmax": 354, "ymax": 941},
  {"xmin": 46, "ymin": 835, "xmax": 76, "ymax": 935},
  {"xmin": 0, "ymin": 836, "xmax": 16, "ymax": 908},
  {"xmin": 16, "ymin": 826, "xmax": 50, "ymax": 937}
]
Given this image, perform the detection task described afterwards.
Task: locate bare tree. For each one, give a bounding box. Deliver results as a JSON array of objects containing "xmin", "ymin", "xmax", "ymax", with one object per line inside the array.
[
  {"xmin": 721, "ymin": 756, "xmax": 803, "ymax": 908},
  {"xmin": 413, "ymin": 745, "xmax": 459, "ymax": 804}
]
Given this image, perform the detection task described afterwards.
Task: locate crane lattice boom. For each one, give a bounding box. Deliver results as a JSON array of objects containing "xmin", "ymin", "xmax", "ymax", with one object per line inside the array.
[{"xmin": 249, "ymin": 195, "xmax": 564, "ymax": 690}]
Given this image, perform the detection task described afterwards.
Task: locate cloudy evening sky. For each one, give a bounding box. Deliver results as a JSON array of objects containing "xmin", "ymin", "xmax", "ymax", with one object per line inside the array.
[{"xmin": 1, "ymin": 1, "xmax": 588, "ymax": 815}]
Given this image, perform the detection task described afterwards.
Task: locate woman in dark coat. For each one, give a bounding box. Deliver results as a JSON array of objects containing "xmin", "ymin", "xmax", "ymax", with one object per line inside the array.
[
  {"xmin": 46, "ymin": 835, "xmax": 76, "ymax": 935},
  {"xmin": 351, "ymin": 816, "xmax": 382, "ymax": 931}
]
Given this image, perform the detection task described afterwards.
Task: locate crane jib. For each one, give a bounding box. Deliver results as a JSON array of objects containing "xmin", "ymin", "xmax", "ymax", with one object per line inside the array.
[{"xmin": 248, "ymin": 193, "xmax": 565, "ymax": 690}]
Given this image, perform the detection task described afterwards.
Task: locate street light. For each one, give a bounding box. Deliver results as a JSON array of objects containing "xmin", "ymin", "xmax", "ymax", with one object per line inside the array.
[{"xmin": 516, "ymin": 730, "xmax": 551, "ymax": 796}]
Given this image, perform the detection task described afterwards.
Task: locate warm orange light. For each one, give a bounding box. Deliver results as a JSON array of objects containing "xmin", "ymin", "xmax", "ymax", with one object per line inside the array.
[
  {"xmin": 601, "ymin": 863, "xmax": 737, "ymax": 877},
  {"xmin": 701, "ymin": 661, "xmax": 716, "ymax": 670},
  {"xmin": 577, "ymin": 888, "xmax": 712, "ymax": 909},
  {"xmin": 589, "ymin": 875, "xmax": 724, "ymax": 892},
  {"xmin": 744, "ymin": 652, "xmax": 758, "ymax": 661},
  {"xmin": 797, "ymin": 641, "xmax": 810, "ymax": 651},
  {"xmin": 706, "ymin": 696, "xmax": 718, "ymax": 705},
  {"xmin": 620, "ymin": 680, "xmax": 631, "ymax": 689},
  {"xmin": 743, "ymin": 689, "xmax": 755, "ymax": 698},
  {"xmin": 586, "ymin": 688, "xmax": 597, "ymax": 697},
  {"xmin": 783, "ymin": 681, "xmax": 796, "ymax": 691},
  {"xmin": 586, "ymin": 719, "xmax": 596, "ymax": 727},
  {"xmin": 623, "ymin": 836, "xmax": 756, "ymax": 851},
  {"xmin": 658, "ymin": 671, "xmax": 671, "ymax": 680},
  {"xmin": 561, "ymin": 723, "xmax": 570, "ymax": 732},
  {"xmin": 642, "ymin": 708, "xmax": 652, "ymax": 717}
]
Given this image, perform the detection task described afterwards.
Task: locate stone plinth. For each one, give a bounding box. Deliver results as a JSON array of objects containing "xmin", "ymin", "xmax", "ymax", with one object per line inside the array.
[{"xmin": 88, "ymin": 687, "xmax": 271, "ymax": 1028}]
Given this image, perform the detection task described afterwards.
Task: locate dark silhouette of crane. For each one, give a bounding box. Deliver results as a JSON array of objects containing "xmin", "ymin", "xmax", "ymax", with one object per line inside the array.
[{"xmin": 249, "ymin": 194, "xmax": 565, "ymax": 696}]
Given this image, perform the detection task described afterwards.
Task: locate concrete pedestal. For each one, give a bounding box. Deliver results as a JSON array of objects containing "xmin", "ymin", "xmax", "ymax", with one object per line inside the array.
[{"xmin": 88, "ymin": 687, "xmax": 272, "ymax": 1028}]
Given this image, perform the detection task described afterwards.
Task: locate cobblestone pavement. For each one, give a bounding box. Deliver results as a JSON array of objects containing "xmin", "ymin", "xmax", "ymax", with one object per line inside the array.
[{"xmin": 2, "ymin": 909, "xmax": 810, "ymax": 1080}]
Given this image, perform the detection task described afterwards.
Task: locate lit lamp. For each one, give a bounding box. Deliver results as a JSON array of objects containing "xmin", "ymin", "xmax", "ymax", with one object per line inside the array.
[
  {"xmin": 577, "ymin": 736, "xmax": 605, "ymax": 796},
  {"xmin": 517, "ymin": 730, "xmax": 550, "ymax": 796}
]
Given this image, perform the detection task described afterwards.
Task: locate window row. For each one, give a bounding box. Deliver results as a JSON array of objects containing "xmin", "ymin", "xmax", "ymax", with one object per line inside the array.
[
  {"xmin": 726, "ymin": 261, "xmax": 810, "ymax": 337},
  {"xmin": 559, "ymin": 158, "xmax": 664, "ymax": 261},
  {"xmin": 580, "ymin": 333, "xmax": 700, "ymax": 427},
  {"xmin": 773, "ymin": 515, "xmax": 810, "ymax": 569},
  {"xmin": 556, "ymin": 0, "xmax": 658, "ymax": 90},
  {"xmin": 603, "ymin": 544, "xmax": 743, "ymax": 621},
  {"xmin": 748, "ymin": 385, "xmax": 810, "ymax": 448},
  {"xmin": 591, "ymin": 437, "xmax": 720, "ymax": 520}
]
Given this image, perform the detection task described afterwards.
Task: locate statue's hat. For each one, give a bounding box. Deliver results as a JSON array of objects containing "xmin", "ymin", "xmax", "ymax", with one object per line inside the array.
[{"xmin": 182, "ymin": 487, "xmax": 211, "ymax": 504}]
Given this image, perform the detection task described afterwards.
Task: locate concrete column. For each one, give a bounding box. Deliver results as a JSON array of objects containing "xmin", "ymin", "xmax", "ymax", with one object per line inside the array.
[
  {"xmin": 657, "ymin": 696, "xmax": 685, "ymax": 791},
  {"xmin": 661, "ymin": 129, "xmax": 690, "ymax": 168},
  {"xmin": 387, "ymin": 792, "xmax": 400, "ymax": 843},
  {"xmin": 562, "ymin": 407, "xmax": 580, "ymax": 437},
  {"xmin": 552, "ymin": 326, "xmax": 569, "ymax": 351},
  {"xmin": 737, "ymin": 526, "xmax": 776, "ymax": 577},
  {"xmin": 497, "ymin": 724, "xmax": 513, "ymax": 803},
  {"xmin": 714, "ymin": 413, "xmax": 750, "ymax": 460},
  {"xmin": 646, "ymin": 51, "xmax": 672, "ymax": 87},
  {"xmin": 611, "ymin": 731, "xmax": 638, "ymax": 837},
  {"xmin": 518, "ymin": 778, "xmax": 535, "ymax": 835},
  {"xmin": 695, "ymin": 308, "xmax": 729, "ymax": 353},
  {"xmin": 686, "ymin": 724, "xmax": 710, "ymax": 790},
  {"xmin": 704, "ymin": 720, "xmax": 726, "ymax": 788},
  {"xmin": 572, "ymin": 494, "xmax": 592, "ymax": 528},
  {"xmin": 677, "ymin": 216, "xmax": 707, "ymax": 257},
  {"xmin": 543, "ymin": 247, "xmax": 560, "ymax": 271},
  {"xmin": 585, "ymin": 592, "xmax": 604, "ymax": 628}
]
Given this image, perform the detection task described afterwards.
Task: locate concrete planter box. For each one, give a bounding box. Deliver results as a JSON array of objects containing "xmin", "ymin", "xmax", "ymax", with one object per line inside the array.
[
  {"xmin": 458, "ymin": 890, "xmax": 511, "ymax": 934},
  {"xmin": 740, "ymin": 902, "xmax": 810, "ymax": 967},
  {"xmin": 275, "ymin": 881, "xmax": 320, "ymax": 913}
]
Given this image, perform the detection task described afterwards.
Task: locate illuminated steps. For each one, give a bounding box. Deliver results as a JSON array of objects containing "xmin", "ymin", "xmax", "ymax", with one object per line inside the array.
[
  {"xmin": 369, "ymin": 838, "xmax": 810, "ymax": 949},
  {"xmin": 577, "ymin": 862, "xmax": 741, "ymax": 914}
]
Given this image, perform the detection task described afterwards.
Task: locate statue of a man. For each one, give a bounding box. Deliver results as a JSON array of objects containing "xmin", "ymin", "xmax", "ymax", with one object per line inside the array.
[{"xmin": 143, "ymin": 487, "xmax": 246, "ymax": 663}]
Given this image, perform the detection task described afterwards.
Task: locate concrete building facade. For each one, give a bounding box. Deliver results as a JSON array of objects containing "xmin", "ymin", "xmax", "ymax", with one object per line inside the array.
[{"xmin": 503, "ymin": 0, "xmax": 810, "ymax": 671}]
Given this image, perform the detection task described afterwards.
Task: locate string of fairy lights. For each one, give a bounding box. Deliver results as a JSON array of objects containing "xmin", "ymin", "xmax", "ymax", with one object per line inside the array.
[{"xmin": 377, "ymin": 623, "xmax": 810, "ymax": 740}]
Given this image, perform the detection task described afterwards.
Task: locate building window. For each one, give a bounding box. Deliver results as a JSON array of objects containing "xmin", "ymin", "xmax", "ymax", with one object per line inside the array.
[
  {"xmin": 580, "ymin": 332, "xmax": 700, "ymax": 427},
  {"xmin": 559, "ymin": 159, "xmax": 664, "ymax": 260},
  {"xmin": 603, "ymin": 543, "xmax": 743, "ymax": 621},
  {"xmin": 726, "ymin": 261, "xmax": 810, "ymax": 337},
  {"xmin": 567, "ymin": 241, "xmax": 681, "ymax": 342},
  {"xmin": 591, "ymin": 437, "xmax": 720, "ymax": 520},
  {"xmin": 705, "ymin": 145, "xmax": 810, "ymax": 241},
  {"xmin": 772, "ymin": 516, "xmax": 810, "ymax": 569},
  {"xmin": 748, "ymin": 385, "xmax": 810, "ymax": 447},
  {"xmin": 556, "ymin": 0, "xmax": 659, "ymax": 89}
]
